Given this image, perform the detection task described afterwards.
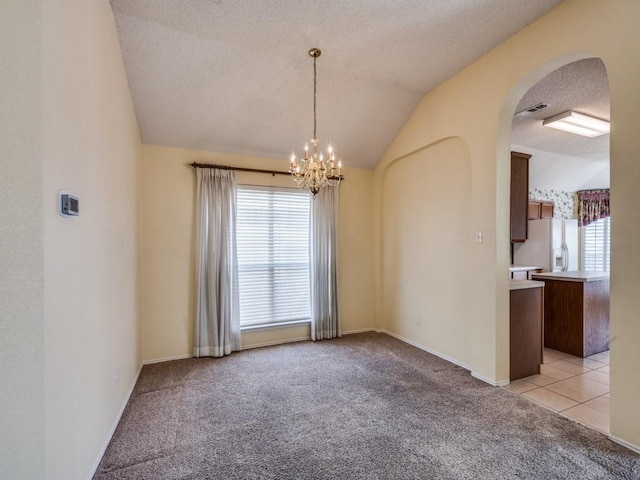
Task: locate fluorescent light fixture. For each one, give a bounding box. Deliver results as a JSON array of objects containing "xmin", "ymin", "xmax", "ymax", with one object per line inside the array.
[{"xmin": 542, "ymin": 111, "xmax": 610, "ymax": 138}]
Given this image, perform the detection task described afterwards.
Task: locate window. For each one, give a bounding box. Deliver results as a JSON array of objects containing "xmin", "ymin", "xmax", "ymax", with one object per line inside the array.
[
  {"xmin": 580, "ymin": 217, "xmax": 610, "ymax": 272},
  {"xmin": 236, "ymin": 186, "xmax": 311, "ymax": 327}
]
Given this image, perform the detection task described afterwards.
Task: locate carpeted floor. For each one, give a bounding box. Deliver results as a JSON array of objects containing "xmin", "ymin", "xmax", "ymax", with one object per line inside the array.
[{"xmin": 94, "ymin": 332, "xmax": 640, "ymax": 479}]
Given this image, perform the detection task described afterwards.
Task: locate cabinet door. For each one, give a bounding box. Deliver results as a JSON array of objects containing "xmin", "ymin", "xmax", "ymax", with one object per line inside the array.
[
  {"xmin": 510, "ymin": 152, "xmax": 531, "ymax": 242},
  {"xmin": 528, "ymin": 201, "xmax": 541, "ymax": 220},
  {"xmin": 540, "ymin": 202, "xmax": 554, "ymax": 219}
]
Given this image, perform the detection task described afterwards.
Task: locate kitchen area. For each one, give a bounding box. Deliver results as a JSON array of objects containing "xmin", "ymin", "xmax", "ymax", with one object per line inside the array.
[
  {"xmin": 504, "ymin": 57, "xmax": 612, "ymax": 434},
  {"xmin": 508, "ymin": 150, "xmax": 610, "ymax": 381}
]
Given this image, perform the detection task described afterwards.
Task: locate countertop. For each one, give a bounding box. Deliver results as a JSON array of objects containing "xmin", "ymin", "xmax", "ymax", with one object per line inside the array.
[
  {"xmin": 531, "ymin": 271, "xmax": 609, "ymax": 282},
  {"xmin": 510, "ymin": 279, "xmax": 545, "ymax": 291},
  {"xmin": 509, "ymin": 265, "xmax": 542, "ymax": 272}
]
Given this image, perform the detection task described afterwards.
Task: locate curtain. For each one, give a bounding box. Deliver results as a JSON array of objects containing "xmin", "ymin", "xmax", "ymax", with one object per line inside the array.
[
  {"xmin": 194, "ymin": 168, "xmax": 241, "ymax": 357},
  {"xmin": 310, "ymin": 186, "xmax": 340, "ymax": 341},
  {"xmin": 577, "ymin": 189, "xmax": 610, "ymax": 227}
]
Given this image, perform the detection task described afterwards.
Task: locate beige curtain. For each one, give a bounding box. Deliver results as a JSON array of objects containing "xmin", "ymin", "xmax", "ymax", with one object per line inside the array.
[{"xmin": 194, "ymin": 168, "xmax": 241, "ymax": 357}]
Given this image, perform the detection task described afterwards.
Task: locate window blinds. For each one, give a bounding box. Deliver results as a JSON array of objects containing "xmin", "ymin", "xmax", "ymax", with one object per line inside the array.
[
  {"xmin": 236, "ymin": 186, "xmax": 311, "ymax": 327},
  {"xmin": 581, "ymin": 217, "xmax": 610, "ymax": 272}
]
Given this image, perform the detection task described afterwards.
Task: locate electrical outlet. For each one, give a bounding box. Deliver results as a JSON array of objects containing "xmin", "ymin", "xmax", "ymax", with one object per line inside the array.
[
  {"xmin": 475, "ymin": 231, "xmax": 483, "ymax": 244},
  {"xmin": 415, "ymin": 315, "xmax": 421, "ymax": 326},
  {"xmin": 114, "ymin": 368, "xmax": 120, "ymax": 385}
]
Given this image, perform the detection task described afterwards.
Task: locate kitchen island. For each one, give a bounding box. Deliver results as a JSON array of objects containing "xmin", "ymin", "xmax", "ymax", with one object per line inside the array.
[{"xmin": 531, "ymin": 271, "xmax": 609, "ymax": 357}]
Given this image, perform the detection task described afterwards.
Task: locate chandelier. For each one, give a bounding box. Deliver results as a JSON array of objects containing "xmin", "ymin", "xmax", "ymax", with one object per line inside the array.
[{"xmin": 289, "ymin": 48, "xmax": 343, "ymax": 196}]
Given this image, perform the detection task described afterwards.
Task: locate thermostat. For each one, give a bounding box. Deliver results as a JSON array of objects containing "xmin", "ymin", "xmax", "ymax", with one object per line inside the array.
[{"xmin": 59, "ymin": 190, "xmax": 79, "ymax": 217}]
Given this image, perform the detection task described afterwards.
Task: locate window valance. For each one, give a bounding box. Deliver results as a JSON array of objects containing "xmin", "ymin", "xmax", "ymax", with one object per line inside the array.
[{"xmin": 577, "ymin": 189, "xmax": 610, "ymax": 227}]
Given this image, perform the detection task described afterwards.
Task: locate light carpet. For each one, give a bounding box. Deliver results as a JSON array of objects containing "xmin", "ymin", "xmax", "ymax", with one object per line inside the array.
[{"xmin": 94, "ymin": 332, "xmax": 640, "ymax": 479}]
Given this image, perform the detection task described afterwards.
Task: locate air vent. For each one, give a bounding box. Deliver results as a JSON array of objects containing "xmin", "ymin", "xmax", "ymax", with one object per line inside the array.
[
  {"xmin": 526, "ymin": 102, "xmax": 548, "ymax": 113},
  {"xmin": 515, "ymin": 102, "xmax": 549, "ymax": 115}
]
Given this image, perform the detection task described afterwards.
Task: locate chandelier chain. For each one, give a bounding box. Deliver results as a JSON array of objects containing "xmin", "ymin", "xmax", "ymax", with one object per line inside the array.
[{"xmin": 313, "ymin": 54, "xmax": 317, "ymax": 140}]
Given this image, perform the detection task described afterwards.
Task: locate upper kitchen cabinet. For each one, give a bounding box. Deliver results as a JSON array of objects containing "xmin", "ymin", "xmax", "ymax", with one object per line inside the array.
[
  {"xmin": 528, "ymin": 201, "xmax": 555, "ymax": 220},
  {"xmin": 510, "ymin": 151, "xmax": 531, "ymax": 242}
]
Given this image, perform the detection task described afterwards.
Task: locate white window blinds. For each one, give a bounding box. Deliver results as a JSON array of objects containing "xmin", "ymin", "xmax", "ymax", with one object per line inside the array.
[
  {"xmin": 236, "ymin": 186, "xmax": 311, "ymax": 327},
  {"xmin": 581, "ymin": 217, "xmax": 610, "ymax": 272}
]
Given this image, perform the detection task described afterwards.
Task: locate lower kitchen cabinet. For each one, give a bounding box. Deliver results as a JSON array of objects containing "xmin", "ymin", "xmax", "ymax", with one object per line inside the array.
[{"xmin": 510, "ymin": 281, "xmax": 544, "ymax": 381}]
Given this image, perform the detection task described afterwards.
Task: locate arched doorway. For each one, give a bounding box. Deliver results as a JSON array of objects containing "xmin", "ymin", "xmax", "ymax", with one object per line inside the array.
[{"xmin": 503, "ymin": 57, "xmax": 611, "ymax": 433}]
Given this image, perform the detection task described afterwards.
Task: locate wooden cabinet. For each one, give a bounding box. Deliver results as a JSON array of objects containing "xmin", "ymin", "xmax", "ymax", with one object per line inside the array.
[
  {"xmin": 510, "ymin": 152, "xmax": 531, "ymax": 242},
  {"xmin": 510, "ymin": 283, "xmax": 544, "ymax": 380},
  {"xmin": 528, "ymin": 201, "xmax": 554, "ymax": 220}
]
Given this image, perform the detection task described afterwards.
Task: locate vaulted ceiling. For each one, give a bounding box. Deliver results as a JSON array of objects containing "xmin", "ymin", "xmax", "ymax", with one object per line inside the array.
[{"xmin": 110, "ymin": 0, "xmax": 565, "ymax": 169}]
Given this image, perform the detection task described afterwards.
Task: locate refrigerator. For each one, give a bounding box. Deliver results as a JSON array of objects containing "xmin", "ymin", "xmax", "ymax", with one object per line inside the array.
[{"xmin": 513, "ymin": 218, "xmax": 578, "ymax": 272}]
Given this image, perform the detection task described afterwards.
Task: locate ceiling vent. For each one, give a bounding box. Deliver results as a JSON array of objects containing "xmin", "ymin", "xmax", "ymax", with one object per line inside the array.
[{"xmin": 515, "ymin": 102, "xmax": 549, "ymax": 115}]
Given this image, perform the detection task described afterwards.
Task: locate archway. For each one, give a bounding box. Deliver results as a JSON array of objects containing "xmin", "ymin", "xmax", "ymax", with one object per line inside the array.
[{"xmin": 498, "ymin": 55, "xmax": 611, "ymax": 432}]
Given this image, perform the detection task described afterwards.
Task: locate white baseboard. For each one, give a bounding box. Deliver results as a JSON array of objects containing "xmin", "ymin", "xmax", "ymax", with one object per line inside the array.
[
  {"xmin": 609, "ymin": 434, "xmax": 640, "ymax": 454},
  {"xmin": 380, "ymin": 329, "xmax": 472, "ymax": 372},
  {"xmin": 241, "ymin": 336, "xmax": 310, "ymax": 350},
  {"xmin": 143, "ymin": 353, "xmax": 193, "ymax": 365},
  {"xmin": 342, "ymin": 327, "xmax": 378, "ymax": 335},
  {"xmin": 471, "ymin": 371, "xmax": 510, "ymax": 387},
  {"xmin": 87, "ymin": 363, "xmax": 143, "ymax": 480}
]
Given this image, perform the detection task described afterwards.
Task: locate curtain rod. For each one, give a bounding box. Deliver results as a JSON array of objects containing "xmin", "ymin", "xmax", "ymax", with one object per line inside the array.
[{"xmin": 190, "ymin": 162, "xmax": 290, "ymax": 177}]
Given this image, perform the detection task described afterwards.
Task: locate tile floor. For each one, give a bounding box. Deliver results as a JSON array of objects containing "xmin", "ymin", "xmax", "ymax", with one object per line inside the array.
[{"xmin": 505, "ymin": 348, "xmax": 610, "ymax": 434}]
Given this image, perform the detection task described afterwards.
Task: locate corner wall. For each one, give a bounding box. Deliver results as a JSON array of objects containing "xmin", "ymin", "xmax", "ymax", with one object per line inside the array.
[
  {"xmin": 42, "ymin": 0, "xmax": 141, "ymax": 478},
  {"xmin": 140, "ymin": 144, "xmax": 375, "ymax": 362},
  {"xmin": 374, "ymin": 0, "xmax": 640, "ymax": 448}
]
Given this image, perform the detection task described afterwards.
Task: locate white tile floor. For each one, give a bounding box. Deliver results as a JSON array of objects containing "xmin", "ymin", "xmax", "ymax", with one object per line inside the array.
[{"xmin": 505, "ymin": 348, "xmax": 610, "ymax": 434}]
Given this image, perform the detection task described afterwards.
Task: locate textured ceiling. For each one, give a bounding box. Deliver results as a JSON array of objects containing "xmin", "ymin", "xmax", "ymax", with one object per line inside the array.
[
  {"xmin": 511, "ymin": 58, "xmax": 610, "ymax": 161},
  {"xmin": 110, "ymin": 0, "xmax": 564, "ymax": 169},
  {"xmin": 511, "ymin": 58, "xmax": 610, "ymax": 191}
]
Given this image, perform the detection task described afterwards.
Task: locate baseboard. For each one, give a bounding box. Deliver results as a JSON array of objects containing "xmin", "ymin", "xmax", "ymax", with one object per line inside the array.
[
  {"xmin": 241, "ymin": 336, "xmax": 310, "ymax": 350},
  {"xmin": 471, "ymin": 371, "xmax": 510, "ymax": 387},
  {"xmin": 143, "ymin": 353, "xmax": 193, "ymax": 365},
  {"xmin": 609, "ymin": 434, "xmax": 640, "ymax": 454},
  {"xmin": 380, "ymin": 330, "xmax": 472, "ymax": 372},
  {"xmin": 342, "ymin": 327, "xmax": 378, "ymax": 335},
  {"xmin": 87, "ymin": 362, "xmax": 143, "ymax": 480}
]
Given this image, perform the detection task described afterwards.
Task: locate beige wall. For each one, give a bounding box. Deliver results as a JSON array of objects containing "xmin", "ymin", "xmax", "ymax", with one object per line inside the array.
[
  {"xmin": 140, "ymin": 144, "xmax": 375, "ymax": 362},
  {"xmin": 382, "ymin": 138, "xmax": 474, "ymax": 368},
  {"xmin": 0, "ymin": 1, "xmax": 45, "ymax": 478},
  {"xmin": 374, "ymin": 0, "xmax": 640, "ymax": 449},
  {"xmin": 42, "ymin": 0, "xmax": 141, "ymax": 478}
]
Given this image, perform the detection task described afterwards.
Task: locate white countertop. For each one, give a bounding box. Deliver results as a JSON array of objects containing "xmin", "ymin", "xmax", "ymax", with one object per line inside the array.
[
  {"xmin": 510, "ymin": 279, "xmax": 545, "ymax": 290},
  {"xmin": 509, "ymin": 265, "xmax": 542, "ymax": 272},
  {"xmin": 531, "ymin": 271, "xmax": 609, "ymax": 282}
]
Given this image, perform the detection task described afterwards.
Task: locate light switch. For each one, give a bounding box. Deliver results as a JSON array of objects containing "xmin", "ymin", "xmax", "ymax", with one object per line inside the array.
[{"xmin": 475, "ymin": 231, "xmax": 483, "ymax": 244}]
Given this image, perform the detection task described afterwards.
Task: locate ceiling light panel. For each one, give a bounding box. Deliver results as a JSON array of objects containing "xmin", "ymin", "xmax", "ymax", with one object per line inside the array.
[{"xmin": 542, "ymin": 111, "xmax": 610, "ymax": 138}]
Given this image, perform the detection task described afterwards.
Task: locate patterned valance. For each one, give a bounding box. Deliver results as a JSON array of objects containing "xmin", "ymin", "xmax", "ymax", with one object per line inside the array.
[{"xmin": 577, "ymin": 189, "xmax": 610, "ymax": 227}]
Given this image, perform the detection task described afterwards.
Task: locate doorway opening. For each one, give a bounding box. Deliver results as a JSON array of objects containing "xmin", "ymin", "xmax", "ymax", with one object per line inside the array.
[{"xmin": 507, "ymin": 57, "xmax": 611, "ymax": 434}]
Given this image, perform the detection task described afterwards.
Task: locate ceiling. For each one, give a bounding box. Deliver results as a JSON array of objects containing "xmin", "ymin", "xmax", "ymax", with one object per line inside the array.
[
  {"xmin": 511, "ymin": 57, "xmax": 610, "ymax": 162},
  {"xmin": 109, "ymin": 0, "xmax": 565, "ymax": 169},
  {"xmin": 511, "ymin": 58, "xmax": 610, "ymax": 191}
]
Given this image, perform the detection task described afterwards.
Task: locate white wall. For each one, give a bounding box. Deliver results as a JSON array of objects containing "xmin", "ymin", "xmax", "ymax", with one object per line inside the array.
[
  {"xmin": 0, "ymin": 1, "xmax": 45, "ymax": 478},
  {"xmin": 514, "ymin": 145, "xmax": 609, "ymax": 192},
  {"xmin": 140, "ymin": 144, "xmax": 375, "ymax": 362},
  {"xmin": 42, "ymin": 0, "xmax": 141, "ymax": 478},
  {"xmin": 374, "ymin": 0, "xmax": 640, "ymax": 448}
]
